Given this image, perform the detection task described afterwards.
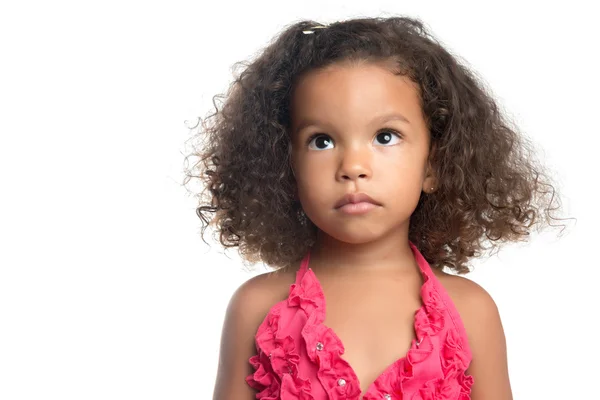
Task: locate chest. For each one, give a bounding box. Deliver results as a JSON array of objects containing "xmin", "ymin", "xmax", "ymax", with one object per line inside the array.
[{"xmin": 318, "ymin": 274, "xmax": 423, "ymax": 395}]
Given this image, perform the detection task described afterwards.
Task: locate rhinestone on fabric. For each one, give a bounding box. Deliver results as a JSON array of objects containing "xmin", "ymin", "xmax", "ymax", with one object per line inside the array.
[
  {"xmin": 337, "ymin": 378, "xmax": 346, "ymax": 386},
  {"xmin": 383, "ymin": 394, "xmax": 392, "ymax": 400},
  {"xmin": 316, "ymin": 342, "xmax": 324, "ymax": 351}
]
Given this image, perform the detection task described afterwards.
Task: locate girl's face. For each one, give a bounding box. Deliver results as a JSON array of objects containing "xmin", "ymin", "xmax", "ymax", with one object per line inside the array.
[{"xmin": 290, "ymin": 62, "xmax": 436, "ymax": 244}]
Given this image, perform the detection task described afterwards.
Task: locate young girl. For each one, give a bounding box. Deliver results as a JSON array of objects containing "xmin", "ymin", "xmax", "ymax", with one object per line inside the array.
[{"xmin": 188, "ymin": 16, "xmax": 566, "ymax": 400}]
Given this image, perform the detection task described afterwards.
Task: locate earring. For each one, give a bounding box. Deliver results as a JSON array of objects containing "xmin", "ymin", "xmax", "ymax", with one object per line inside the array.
[{"xmin": 297, "ymin": 208, "xmax": 308, "ymax": 226}]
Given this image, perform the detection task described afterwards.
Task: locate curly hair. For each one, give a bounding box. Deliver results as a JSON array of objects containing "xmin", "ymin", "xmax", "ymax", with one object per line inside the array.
[{"xmin": 183, "ymin": 16, "xmax": 572, "ymax": 274}]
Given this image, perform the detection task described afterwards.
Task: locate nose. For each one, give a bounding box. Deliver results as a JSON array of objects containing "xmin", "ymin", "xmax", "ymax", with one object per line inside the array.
[{"xmin": 335, "ymin": 145, "xmax": 372, "ymax": 182}]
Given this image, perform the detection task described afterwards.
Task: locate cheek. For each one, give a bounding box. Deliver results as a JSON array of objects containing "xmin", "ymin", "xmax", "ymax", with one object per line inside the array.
[
  {"xmin": 293, "ymin": 164, "xmax": 331, "ymax": 211},
  {"xmin": 295, "ymin": 170, "xmax": 323, "ymax": 202},
  {"xmin": 295, "ymin": 155, "xmax": 329, "ymax": 182},
  {"xmin": 375, "ymin": 153, "xmax": 426, "ymax": 199}
]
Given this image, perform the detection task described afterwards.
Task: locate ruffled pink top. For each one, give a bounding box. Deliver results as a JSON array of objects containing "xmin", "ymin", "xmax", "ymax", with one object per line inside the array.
[{"xmin": 246, "ymin": 241, "xmax": 474, "ymax": 399}]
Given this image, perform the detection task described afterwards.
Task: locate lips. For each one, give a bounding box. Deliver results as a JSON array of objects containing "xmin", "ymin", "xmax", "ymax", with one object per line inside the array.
[{"xmin": 334, "ymin": 192, "xmax": 381, "ymax": 209}]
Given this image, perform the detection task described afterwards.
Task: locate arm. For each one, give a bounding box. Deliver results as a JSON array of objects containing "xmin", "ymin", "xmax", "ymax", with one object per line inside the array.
[
  {"xmin": 462, "ymin": 280, "xmax": 513, "ymax": 400},
  {"xmin": 212, "ymin": 278, "xmax": 263, "ymax": 400},
  {"xmin": 435, "ymin": 271, "xmax": 513, "ymax": 399}
]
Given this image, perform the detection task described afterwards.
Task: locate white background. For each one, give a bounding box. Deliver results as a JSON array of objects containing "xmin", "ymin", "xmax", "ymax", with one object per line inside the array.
[{"xmin": 1, "ymin": 0, "xmax": 598, "ymax": 399}]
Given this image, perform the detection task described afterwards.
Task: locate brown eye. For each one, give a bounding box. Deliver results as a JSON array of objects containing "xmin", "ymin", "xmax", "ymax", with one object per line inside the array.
[
  {"xmin": 307, "ymin": 134, "xmax": 334, "ymax": 150},
  {"xmin": 374, "ymin": 130, "xmax": 402, "ymax": 145}
]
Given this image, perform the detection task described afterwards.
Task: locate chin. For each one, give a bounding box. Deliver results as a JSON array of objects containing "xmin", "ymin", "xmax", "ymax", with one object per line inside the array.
[
  {"xmin": 336, "ymin": 235, "xmax": 380, "ymax": 245},
  {"xmin": 323, "ymin": 226, "xmax": 385, "ymax": 245}
]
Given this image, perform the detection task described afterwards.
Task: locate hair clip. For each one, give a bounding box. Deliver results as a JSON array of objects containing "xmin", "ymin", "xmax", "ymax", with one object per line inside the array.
[{"xmin": 302, "ymin": 24, "xmax": 329, "ymax": 34}]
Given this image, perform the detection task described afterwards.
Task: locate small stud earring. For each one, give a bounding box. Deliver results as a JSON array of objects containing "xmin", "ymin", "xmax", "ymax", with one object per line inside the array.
[{"xmin": 297, "ymin": 209, "xmax": 308, "ymax": 226}]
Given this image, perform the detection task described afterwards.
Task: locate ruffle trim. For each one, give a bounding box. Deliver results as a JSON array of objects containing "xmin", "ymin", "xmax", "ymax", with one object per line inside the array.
[
  {"xmin": 245, "ymin": 304, "xmax": 315, "ymax": 399},
  {"xmin": 245, "ymin": 242, "xmax": 474, "ymax": 399}
]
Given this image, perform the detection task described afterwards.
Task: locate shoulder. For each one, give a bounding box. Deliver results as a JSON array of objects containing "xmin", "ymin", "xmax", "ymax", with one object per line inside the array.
[
  {"xmin": 431, "ymin": 268, "xmax": 500, "ymax": 321},
  {"xmin": 431, "ymin": 268, "xmax": 504, "ymax": 348},
  {"xmin": 432, "ymin": 268, "xmax": 513, "ymax": 399},
  {"xmin": 221, "ymin": 264, "xmax": 297, "ymax": 346},
  {"xmin": 227, "ymin": 264, "xmax": 296, "ymax": 322}
]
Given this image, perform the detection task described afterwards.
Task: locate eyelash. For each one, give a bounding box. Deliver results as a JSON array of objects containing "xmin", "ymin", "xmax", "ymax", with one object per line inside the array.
[{"xmin": 305, "ymin": 129, "xmax": 403, "ymax": 147}]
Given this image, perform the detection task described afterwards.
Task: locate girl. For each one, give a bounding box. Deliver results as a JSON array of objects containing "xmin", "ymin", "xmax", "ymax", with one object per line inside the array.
[{"xmin": 187, "ymin": 16, "xmax": 567, "ymax": 400}]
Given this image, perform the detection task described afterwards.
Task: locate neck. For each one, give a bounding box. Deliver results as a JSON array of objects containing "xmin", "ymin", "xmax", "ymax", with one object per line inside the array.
[{"xmin": 308, "ymin": 224, "xmax": 417, "ymax": 275}]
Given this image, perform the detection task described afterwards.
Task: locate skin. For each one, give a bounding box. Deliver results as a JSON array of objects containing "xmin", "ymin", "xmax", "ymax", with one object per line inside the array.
[{"xmin": 212, "ymin": 61, "xmax": 513, "ymax": 399}]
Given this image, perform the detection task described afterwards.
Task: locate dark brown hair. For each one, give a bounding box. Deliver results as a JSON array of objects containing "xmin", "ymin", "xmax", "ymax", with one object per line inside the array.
[{"xmin": 183, "ymin": 16, "xmax": 572, "ymax": 274}]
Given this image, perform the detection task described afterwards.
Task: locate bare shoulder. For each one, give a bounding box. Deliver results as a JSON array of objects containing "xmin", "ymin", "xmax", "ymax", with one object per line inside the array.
[
  {"xmin": 431, "ymin": 268, "xmax": 513, "ymax": 399},
  {"xmin": 431, "ymin": 268, "xmax": 503, "ymax": 347},
  {"xmin": 221, "ymin": 265, "xmax": 296, "ymax": 336},
  {"xmin": 232, "ymin": 264, "xmax": 297, "ymax": 315},
  {"xmin": 212, "ymin": 264, "xmax": 297, "ymax": 400},
  {"xmin": 431, "ymin": 268, "xmax": 498, "ymax": 315}
]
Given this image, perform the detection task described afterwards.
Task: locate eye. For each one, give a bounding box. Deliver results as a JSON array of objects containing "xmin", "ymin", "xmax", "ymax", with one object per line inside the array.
[
  {"xmin": 307, "ymin": 134, "xmax": 334, "ymax": 150},
  {"xmin": 374, "ymin": 129, "xmax": 402, "ymax": 146}
]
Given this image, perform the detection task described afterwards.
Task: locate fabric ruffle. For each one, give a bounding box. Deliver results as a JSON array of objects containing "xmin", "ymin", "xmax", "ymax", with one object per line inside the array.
[
  {"xmin": 245, "ymin": 241, "xmax": 474, "ymax": 399},
  {"xmin": 246, "ymin": 304, "xmax": 315, "ymax": 399}
]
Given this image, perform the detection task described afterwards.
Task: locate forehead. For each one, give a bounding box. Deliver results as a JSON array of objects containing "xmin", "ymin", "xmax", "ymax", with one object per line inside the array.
[{"xmin": 290, "ymin": 63, "xmax": 425, "ymax": 133}]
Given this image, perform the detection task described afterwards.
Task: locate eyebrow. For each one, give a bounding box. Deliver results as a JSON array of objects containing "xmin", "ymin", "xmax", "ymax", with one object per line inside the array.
[{"xmin": 294, "ymin": 112, "xmax": 411, "ymax": 135}]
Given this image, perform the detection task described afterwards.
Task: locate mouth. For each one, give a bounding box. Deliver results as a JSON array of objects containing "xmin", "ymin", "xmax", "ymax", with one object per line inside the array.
[{"xmin": 334, "ymin": 192, "xmax": 382, "ymax": 209}]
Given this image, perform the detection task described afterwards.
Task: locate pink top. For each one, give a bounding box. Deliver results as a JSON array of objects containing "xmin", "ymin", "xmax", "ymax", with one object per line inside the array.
[{"xmin": 246, "ymin": 241, "xmax": 474, "ymax": 399}]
